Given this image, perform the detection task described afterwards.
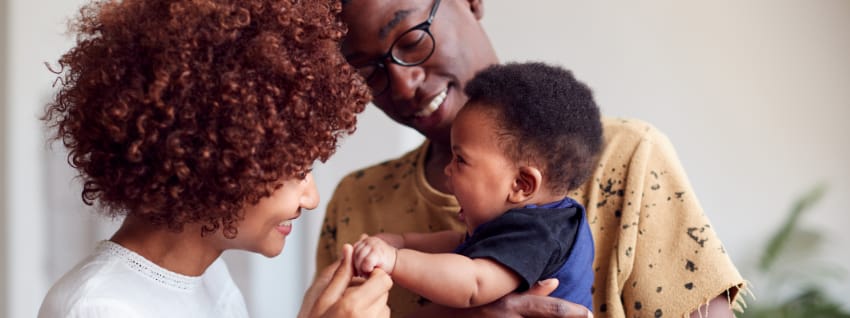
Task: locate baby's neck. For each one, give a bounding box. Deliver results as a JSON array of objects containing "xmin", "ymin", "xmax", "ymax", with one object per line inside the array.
[{"xmin": 520, "ymin": 189, "xmax": 567, "ymax": 208}]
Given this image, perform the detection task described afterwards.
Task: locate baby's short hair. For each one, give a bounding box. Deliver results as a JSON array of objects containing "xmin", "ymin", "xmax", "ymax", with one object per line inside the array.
[{"xmin": 463, "ymin": 62, "xmax": 603, "ymax": 193}]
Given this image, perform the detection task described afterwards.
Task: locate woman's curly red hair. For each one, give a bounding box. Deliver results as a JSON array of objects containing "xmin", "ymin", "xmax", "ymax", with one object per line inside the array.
[{"xmin": 43, "ymin": 0, "xmax": 369, "ymax": 238}]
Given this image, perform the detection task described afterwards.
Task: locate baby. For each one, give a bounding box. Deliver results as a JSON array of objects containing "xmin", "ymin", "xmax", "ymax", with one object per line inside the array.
[{"xmin": 352, "ymin": 62, "xmax": 603, "ymax": 310}]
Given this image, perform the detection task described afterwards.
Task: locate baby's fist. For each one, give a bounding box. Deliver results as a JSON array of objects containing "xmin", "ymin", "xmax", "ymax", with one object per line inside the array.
[{"xmin": 352, "ymin": 236, "xmax": 397, "ymax": 276}]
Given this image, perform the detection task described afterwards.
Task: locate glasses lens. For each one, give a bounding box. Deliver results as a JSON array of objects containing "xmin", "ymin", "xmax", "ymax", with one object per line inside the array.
[{"xmin": 391, "ymin": 29, "xmax": 435, "ymax": 65}]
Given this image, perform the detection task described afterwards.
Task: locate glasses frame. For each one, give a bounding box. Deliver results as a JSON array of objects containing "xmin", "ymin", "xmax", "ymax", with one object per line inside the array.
[{"xmin": 361, "ymin": 0, "xmax": 441, "ymax": 96}]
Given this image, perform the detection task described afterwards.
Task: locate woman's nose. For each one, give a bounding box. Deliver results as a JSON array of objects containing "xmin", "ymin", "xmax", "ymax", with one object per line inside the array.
[{"xmin": 300, "ymin": 173, "xmax": 320, "ymax": 210}]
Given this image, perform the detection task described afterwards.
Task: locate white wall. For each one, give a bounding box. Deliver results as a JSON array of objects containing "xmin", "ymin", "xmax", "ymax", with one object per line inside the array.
[
  {"xmin": 0, "ymin": 0, "xmax": 9, "ymax": 314},
  {"xmin": 2, "ymin": 0, "xmax": 849, "ymax": 317},
  {"xmin": 3, "ymin": 0, "xmax": 69, "ymax": 316}
]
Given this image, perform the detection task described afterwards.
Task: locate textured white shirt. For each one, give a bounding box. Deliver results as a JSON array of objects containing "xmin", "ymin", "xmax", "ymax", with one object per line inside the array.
[{"xmin": 38, "ymin": 241, "xmax": 249, "ymax": 318}]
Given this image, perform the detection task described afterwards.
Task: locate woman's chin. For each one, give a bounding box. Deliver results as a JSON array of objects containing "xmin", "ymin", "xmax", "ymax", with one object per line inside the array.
[{"xmin": 258, "ymin": 242, "xmax": 286, "ymax": 258}]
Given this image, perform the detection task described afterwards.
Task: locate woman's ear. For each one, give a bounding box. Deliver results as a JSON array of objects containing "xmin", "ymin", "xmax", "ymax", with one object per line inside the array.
[{"xmin": 508, "ymin": 166, "xmax": 542, "ymax": 204}]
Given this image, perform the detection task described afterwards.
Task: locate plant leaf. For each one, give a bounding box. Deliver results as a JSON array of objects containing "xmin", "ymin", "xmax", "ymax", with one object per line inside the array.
[{"xmin": 758, "ymin": 182, "xmax": 827, "ymax": 271}]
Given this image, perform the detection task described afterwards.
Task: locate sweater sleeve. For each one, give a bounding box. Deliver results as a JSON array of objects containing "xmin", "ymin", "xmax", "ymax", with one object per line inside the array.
[{"xmin": 591, "ymin": 119, "xmax": 746, "ymax": 317}]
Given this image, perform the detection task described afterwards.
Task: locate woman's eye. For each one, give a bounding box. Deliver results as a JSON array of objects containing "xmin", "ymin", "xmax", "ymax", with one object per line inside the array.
[{"xmin": 298, "ymin": 168, "xmax": 313, "ymax": 180}]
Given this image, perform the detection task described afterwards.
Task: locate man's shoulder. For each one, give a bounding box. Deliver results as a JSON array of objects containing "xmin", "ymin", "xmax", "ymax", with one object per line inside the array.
[
  {"xmin": 602, "ymin": 116, "xmax": 665, "ymax": 140},
  {"xmin": 336, "ymin": 142, "xmax": 426, "ymax": 188},
  {"xmin": 600, "ymin": 116, "xmax": 672, "ymax": 154}
]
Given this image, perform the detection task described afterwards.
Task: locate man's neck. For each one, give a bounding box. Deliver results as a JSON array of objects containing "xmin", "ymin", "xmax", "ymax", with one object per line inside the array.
[{"xmin": 424, "ymin": 140, "xmax": 453, "ymax": 194}]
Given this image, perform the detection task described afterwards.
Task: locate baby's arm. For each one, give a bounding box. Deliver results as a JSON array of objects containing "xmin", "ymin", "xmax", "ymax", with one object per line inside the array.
[
  {"xmin": 352, "ymin": 236, "xmax": 521, "ymax": 308},
  {"xmin": 352, "ymin": 231, "xmax": 461, "ymax": 276},
  {"xmin": 366, "ymin": 230, "xmax": 463, "ymax": 253},
  {"xmin": 397, "ymin": 249, "xmax": 522, "ymax": 308},
  {"xmin": 397, "ymin": 230, "xmax": 464, "ymax": 253}
]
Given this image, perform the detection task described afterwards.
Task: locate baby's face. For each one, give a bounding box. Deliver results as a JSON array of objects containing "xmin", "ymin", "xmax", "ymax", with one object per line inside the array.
[{"xmin": 444, "ymin": 103, "xmax": 516, "ymax": 232}]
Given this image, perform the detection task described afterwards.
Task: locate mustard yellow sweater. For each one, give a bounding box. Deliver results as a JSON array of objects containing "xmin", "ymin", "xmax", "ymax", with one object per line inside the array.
[{"xmin": 317, "ymin": 117, "xmax": 746, "ymax": 318}]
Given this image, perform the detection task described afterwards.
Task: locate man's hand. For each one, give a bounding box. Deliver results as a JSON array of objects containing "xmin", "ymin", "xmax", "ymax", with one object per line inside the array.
[
  {"xmin": 407, "ymin": 278, "xmax": 592, "ymax": 318},
  {"xmin": 487, "ymin": 279, "xmax": 592, "ymax": 318}
]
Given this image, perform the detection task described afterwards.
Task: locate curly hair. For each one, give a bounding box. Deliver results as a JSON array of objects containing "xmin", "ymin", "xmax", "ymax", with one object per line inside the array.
[
  {"xmin": 43, "ymin": 0, "xmax": 370, "ymax": 238},
  {"xmin": 463, "ymin": 62, "xmax": 603, "ymax": 194}
]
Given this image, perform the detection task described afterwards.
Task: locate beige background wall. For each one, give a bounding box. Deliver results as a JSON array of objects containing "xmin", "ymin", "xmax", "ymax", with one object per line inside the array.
[{"xmin": 2, "ymin": 1, "xmax": 849, "ymax": 317}]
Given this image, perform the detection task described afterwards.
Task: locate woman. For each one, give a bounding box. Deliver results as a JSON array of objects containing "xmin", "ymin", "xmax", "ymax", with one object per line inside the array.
[{"xmin": 38, "ymin": 0, "xmax": 389, "ymax": 317}]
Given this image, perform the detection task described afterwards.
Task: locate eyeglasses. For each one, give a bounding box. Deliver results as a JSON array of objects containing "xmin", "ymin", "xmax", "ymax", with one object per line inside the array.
[{"xmin": 354, "ymin": 0, "xmax": 441, "ymax": 96}]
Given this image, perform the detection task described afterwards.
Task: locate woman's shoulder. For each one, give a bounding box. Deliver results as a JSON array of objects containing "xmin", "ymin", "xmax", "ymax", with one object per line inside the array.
[
  {"xmin": 39, "ymin": 243, "xmax": 246, "ymax": 318},
  {"xmin": 38, "ymin": 242, "xmax": 134, "ymax": 317}
]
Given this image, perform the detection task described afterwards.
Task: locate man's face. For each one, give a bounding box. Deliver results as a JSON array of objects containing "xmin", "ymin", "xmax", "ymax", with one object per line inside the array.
[{"xmin": 341, "ymin": 0, "xmax": 499, "ymax": 145}]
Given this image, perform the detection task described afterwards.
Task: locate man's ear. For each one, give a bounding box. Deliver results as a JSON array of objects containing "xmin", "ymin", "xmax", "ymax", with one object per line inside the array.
[
  {"xmin": 467, "ymin": 0, "xmax": 484, "ymax": 20},
  {"xmin": 508, "ymin": 166, "xmax": 542, "ymax": 204}
]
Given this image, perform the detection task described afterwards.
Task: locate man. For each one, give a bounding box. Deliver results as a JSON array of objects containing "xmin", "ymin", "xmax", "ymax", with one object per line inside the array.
[{"xmin": 316, "ymin": 0, "xmax": 746, "ymax": 317}]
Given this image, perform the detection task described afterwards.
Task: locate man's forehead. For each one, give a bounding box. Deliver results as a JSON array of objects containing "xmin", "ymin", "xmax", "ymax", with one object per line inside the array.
[
  {"xmin": 341, "ymin": 0, "xmax": 424, "ymax": 40},
  {"xmin": 378, "ymin": 9, "xmax": 414, "ymax": 39}
]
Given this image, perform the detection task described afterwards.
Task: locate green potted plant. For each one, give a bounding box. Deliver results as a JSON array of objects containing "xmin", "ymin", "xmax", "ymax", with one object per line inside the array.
[{"xmin": 742, "ymin": 183, "xmax": 850, "ymax": 318}]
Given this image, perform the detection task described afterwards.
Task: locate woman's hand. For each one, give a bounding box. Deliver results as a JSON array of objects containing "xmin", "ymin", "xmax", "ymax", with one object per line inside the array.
[
  {"xmin": 299, "ymin": 244, "xmax": 392, "ymax": 318},
  {"xmin": 407, "ymin": 278, "xmax": 592, "ymax": 318}
]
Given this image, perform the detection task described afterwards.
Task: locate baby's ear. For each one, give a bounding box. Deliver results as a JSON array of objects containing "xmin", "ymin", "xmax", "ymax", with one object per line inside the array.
[{"xmin": 508, "ymin": 166, "xmax": 542, "ymax": 204}]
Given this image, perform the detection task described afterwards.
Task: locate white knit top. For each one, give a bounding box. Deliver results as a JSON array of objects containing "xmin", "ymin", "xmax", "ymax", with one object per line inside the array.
[{"xmin": 38, "ymin": 241, "xmax": 249, "ymax": 318}]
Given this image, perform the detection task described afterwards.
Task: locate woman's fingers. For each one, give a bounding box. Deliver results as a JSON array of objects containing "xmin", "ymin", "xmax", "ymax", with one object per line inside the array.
[
  {"xmin": 341, "ymin": 268, "xmax": 392, "ymax": 318},
  {"xmin": 354, "ymin": 268, "xmax": 393, "ymax": 303},
  {"xmin": 296, "ymin": 259, "xmax": 340, "ymax": 318},
  {"xmin": 311, "ymin": 244, "xmax": 355, "ymax": 315},
  {"xmin": 380, "ymin": 304, "xmax": 391, "ymax": 318}
]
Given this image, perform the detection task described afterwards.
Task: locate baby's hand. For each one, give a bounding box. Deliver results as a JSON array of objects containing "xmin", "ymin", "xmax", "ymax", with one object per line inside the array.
[{"xmin": 352, "ymin": 235, "xmax": 398, "ymax": 277}]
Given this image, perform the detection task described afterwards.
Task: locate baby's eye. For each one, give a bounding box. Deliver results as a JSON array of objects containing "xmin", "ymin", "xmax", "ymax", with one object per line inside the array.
[{"xmin": 454, "ymin": 154, "xmax": 466, "ymax": 165}]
